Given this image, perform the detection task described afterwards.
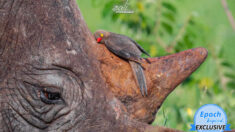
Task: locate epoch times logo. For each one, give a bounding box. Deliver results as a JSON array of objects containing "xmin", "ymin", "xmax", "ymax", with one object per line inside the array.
[{"xmin": 190, "ymin": 104, "xmax": 231, "ymax": 132}]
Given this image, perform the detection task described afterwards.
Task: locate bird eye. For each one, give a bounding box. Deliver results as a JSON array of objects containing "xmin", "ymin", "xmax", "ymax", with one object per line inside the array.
[{"xmin": 40, "ymin": 90, "xmax": 63, "ymax": 104}]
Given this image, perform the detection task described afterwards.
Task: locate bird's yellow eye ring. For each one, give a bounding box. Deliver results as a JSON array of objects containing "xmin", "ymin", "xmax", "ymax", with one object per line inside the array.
[{"xmin": 100, "ymin": 33, "xmax": 104, "ymax": 37}]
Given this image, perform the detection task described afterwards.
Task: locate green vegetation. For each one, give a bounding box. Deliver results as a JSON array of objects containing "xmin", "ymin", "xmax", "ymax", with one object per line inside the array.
[{"xmin": 77, "ymin": 0, "xmax": 235, "ymax": 130}]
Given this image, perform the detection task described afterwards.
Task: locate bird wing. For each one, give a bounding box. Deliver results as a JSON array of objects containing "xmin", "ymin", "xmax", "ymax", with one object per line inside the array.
[
  {"xmin": 114, "ymin": 33, "xmax": 150, "ymax": 56},
  {"xmin": 129, "ymin": 38, "xmax": 150, "ymax": 57},
  {"xmin": 104, "ymin": 36, "xmax": 142, "ymax": 62}
]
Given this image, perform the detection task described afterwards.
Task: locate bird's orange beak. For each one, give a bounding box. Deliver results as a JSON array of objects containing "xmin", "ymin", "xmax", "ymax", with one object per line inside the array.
[{"xmin": 97, "ymin": 37, "xmax": 102, "ymax": 43}]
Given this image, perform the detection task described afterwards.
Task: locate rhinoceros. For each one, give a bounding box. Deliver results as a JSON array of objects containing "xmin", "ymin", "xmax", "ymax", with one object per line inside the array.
[{"xmin": 0, "ymin": 0, "xmax": 207, "ymax": 131}]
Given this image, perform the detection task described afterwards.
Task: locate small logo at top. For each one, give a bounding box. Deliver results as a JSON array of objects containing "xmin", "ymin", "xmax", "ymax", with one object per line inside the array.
[
  {"xmin": 112, "ymin": 0, "xmax": 134, "ymax": 14},
  {"xmin": 190, "ymin": 104, "xmax": 231, "ymax": 132}
]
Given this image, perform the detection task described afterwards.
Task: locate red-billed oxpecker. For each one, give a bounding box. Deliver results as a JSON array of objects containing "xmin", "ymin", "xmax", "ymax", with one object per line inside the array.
[{"xmin": 94, "ymin": 30, "xmax": 150, "ymax": 96}]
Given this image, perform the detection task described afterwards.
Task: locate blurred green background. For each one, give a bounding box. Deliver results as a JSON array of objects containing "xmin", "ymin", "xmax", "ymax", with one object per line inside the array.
[{"xmin": 77, "ymin": 0, "xmax": 235, "ymax": 131}]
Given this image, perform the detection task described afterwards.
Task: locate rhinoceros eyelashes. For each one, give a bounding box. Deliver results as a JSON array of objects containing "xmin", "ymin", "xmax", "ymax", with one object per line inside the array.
[{"xmin": 40, "ymin": 90, "xmax": 64, "ymax": 104}]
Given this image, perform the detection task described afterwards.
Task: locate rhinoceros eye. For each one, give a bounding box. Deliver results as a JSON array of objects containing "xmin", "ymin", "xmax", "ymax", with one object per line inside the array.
[{"xmin": 40, "ymin": 90, "xmax": 63, "ymax": 104}]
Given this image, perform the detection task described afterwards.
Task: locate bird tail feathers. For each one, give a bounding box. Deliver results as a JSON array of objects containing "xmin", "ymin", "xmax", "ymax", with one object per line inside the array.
[{"xmin": 129, "ymin": 61, "xmax": 148, "ymax": 96}]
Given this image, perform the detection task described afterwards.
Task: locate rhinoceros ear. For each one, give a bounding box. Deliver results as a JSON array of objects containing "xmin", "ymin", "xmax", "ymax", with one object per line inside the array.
[
  {"xmin": 97, "ymin": 46, "xmax": 208, "ymax": 123},
  {"xmin": 130, "ymin": 47, "xmax": 208, "ymax": 123}
]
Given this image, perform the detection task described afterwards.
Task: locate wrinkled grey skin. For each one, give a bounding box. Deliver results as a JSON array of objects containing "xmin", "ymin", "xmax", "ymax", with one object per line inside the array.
[
  {"xmin": 0, "ymin": 63, "xmax": 123, "ymax": 131},
  {"xmin": 0, "ymin": 0, "xmax": 142, "ymax": 131}
]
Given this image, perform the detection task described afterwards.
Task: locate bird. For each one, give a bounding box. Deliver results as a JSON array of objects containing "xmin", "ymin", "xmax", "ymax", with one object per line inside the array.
[{"xmin": 94, "ymin": 30, "xmax": 150, "ymax": 96}]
